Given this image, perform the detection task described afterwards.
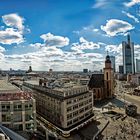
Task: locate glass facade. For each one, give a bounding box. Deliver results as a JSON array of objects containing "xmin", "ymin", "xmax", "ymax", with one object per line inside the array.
[
  {"xmin": 122, "ymin": 35, "xmax": 135, "ymax": 74},
  {"xmin": 136, "ymin": 59, "xmax": 140, "ymax": 73}
]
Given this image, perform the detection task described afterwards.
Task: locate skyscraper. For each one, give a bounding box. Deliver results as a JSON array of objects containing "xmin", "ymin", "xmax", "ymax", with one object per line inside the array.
[
  {"xmin": 119, "ymin": 65, "xmax": 124, "ymax": 74},
  {"xmin": 122, "ymin": 34, "xmax": 135, "ymax": 74},
  {"xmin": 110, "ymin": 56, "xmax": 115, "ymax": 72},
  {"xmin": 136, "ymin": 59, "xmax": 140, "ymax": 73}
]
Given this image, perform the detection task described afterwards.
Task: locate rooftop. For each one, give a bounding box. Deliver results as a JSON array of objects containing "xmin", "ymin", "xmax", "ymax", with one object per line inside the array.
[
  {"xmin": 0, "ymin": 78, "xmax": 32, "ymax": 101},
  {"xmin": 23, "ymin": 80, "xmax": 89, "ymax": 99},
  {"xmin": 0, "ymin": 79, "xmax": 19, "ymax": 92},
  {"xmin": 88, "ymin": 74, "xmax": 104, "ymax": 88}
]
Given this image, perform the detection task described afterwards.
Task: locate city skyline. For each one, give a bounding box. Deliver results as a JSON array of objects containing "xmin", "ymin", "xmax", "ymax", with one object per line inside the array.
[{"xmin": 0, "ymin": 0, "xmax": 140, "ymax": 71}]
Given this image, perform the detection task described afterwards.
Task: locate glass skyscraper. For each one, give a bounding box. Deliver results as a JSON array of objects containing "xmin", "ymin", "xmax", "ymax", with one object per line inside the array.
[
  {"xmin": 136, "ymin": 59, "xmax": 140, "ymax": 73},
  {"xmin": 122, "ymin": 34, "xmax": 135, "ymax": 74},
  {"xmin": 110, "ymin": 56, "xmax": 115, "ymax": 72}
]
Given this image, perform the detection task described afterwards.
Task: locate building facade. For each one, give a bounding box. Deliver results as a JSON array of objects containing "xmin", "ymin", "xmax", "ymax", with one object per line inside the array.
[
  {"xmin": 122, "ymin": 34, "xmax": 135, "ymax": 74},
  {"xmin": 0, "ymin": 79, "xmax": 36, "ymax": 132},
  {"xmin": 136, "ymin": 59, "xmax": 140, "ymax": 73},
  {"xmin": 104, "ymin": 55, "xmax": 114, "ymax": 98},
  {"xmin": 22, "ymin": 80, "xmax": 93, "ymax": 136},
  {"xmin": 110, "ymin": 56, "xmax": 115, "ymax": 72},
  {"xmin": 119, "ymin": 65, "xmax": 124, "ymax": 74},
  {"xmin": 88, "ymin": 55, "xmax": 114, "ymax": 101}
]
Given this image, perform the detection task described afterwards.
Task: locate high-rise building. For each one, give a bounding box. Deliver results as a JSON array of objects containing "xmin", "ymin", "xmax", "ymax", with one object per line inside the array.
[
  {"xmin": 83, "ymin": 69, "xmax": 88, "ymax": 73},
  {"xmin": 119, "ymin": 65, "xmax": 124, "ymax": 74},
  {"xmin": 122, "ymin": 34, "xmax": 135, "ymax": 74},
  {"xmin": 136, "ymin": 59, "xmax": 140, "ymax": 73},
  {"xmin": 110, "ymin": 56, "xmax": 115, "ymax": 72}
]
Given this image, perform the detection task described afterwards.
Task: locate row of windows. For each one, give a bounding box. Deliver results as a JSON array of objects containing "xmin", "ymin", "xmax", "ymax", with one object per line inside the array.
[
  {"xmin": 67, "ymin": 105, "xmax": 92, "ymax": 120},
  {"xmin": 2, "ymin": 113, "xmax": 33, "ymax": 122},
  {"xmin": 36, "ymin": 100, "xmax": 61, "ymax": 112},
  {"xmin": 1, "ymin": 104, "xmax": 32, "ymax": 111},
  {"xmin": 67, "ymin": 94, "xmax": 92, "ymax": 105},
  {"xmin": 67, "ymin": 111, "xmax": 92, "ymax": 126},
  {"xmin": 67, "ymin": 99, "xmax": 92, "ymax": 112}
]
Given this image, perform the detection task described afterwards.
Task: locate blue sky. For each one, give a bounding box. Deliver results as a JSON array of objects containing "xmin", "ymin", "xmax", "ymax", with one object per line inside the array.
[{"xmin": 0, "ymin": 0, "xmax": 140, "ymax": 71}]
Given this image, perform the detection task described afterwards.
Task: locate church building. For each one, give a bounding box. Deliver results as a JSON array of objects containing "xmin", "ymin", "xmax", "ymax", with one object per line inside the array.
[{"xmin": 88, "ymin": 55, "xmax": 114, "ymax": 101}]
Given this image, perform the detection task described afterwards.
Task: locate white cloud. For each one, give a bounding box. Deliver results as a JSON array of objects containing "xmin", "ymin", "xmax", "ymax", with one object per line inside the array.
[
  {"xmin": 82, "ymin": 26, "xmax": 99, "ymax": 32},
  {"xmin": 40, "ymin": 33, "xmax": 69, "ymax": 47},
  {"xmin": 122, "ymin": 11, "xmax": 139, "ymax": 23},
  {"xmin": 124, "ymin": 0, "xmax": 140, "ymax": 7},
  {"xmin": 0, "ymin": 28, "xmax": 24, "ymax": 44},
  {"xmin": 0, "ymin": 13, "xmax": 28, "ymax": 45},
  {"xmin": 101, "ymin": 19, "xmax": 134, "ymax": 36},
  {"xmin": 2, "ymin": 13, "xmax": 24, "ymax": 32},
  {"xmin": 71, "ymin": 37, "xmax": 100, "ymax": 51},
  {"xmin": 93, "ymin": 28, "xmax": 99, "ymax": 32},
  {"xmin": 92, "ymin": 0, "xmax": 107, "ymax": 8},
  {"xmin": 73, "ymin": 25, "xmax": 99, "ymax": 35},
  {"xmin": 0, "ymin": 46, "xmax": 6, "ymax": 53},
  {"xmin": 105, "ymin": 44, "xmax": 122, "ymax": 54},
  {"xmin": 29, "ymin": 43, "xmax": 43, "ymax": 49}
]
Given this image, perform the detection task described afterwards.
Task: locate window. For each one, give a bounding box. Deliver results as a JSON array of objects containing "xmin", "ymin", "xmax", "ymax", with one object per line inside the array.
[
  {"xmin": 106, "ymin": 72, "xmax": 108, "ymax": 80},
  {"xmin": 67, "ymin": 120, "xmax": 72, "ymax": 126},
  {"xmin": 85, "ymin": 112, "xmax": 89, "ymax": 117},
  {"xmin": 13, "ymin": 113, "xmax": 22, "ymax": 122},
  {"xmin": 25, "ymin": 114, "xmax": 32, "ymax": 121},
  {"xmin": 79, "ymin": 115, "xmax": 84, "ymax": 120},
  {"xmin": 67, "ymin": 113, "xmax": 72, "ymax": 119},
  {"xmin": 14, "ymin": 124, "xmax": 23, "ymax": 131},
  {"xmin": 73, "ymin": 104, "xmax": 78, "ymax": 109},
  {"xmin": 79, "ymin": 102, "xmax": 83, "ymax": 107},
  {"xmin": 73, "ymin": 99, "xmax": 77, "ymax": 103},
  {"xmin": 85, "ymin": 106, "xmax": 88, "ymax": 110},
  {"xmin": 67, "ymin": 107, "xmax": 72, "ymax": 112},
  {"xmin": 73, "ymin": 111, "xmax": 78, "ymax": 117},
  {"xmin": 2, "ymin": 114, "xmax": 11, "ymax": 122},
  {"xmin": 2, "ymin": 105, "xmax": 10, "ymax": 111},
  {"xmin": 73, "ymin": 118, "xmax": 78, "ymax": 123},
  {"xmin": 25, "ymin": 104, "xmax": 32, "ymax": 110},
  {"xmin": 79, "ymin": 108, "xmax": 84, "ymax": 113},
  {"xmin": 67, "ymin": 100, "xmax": 72, "ymax": 105},
  {"xmin": 89, "ymin": 98, "xmax": 92, "ymax": 102},
  {"xmin": 14, "ymin": 104, "xmax": 22, "ymax": 111}
]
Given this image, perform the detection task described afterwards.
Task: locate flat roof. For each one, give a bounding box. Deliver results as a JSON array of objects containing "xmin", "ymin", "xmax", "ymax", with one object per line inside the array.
[
  {"xmin": 0, "ymin": 79, "xmax": 19, "ymax": 91},
  {"xmin": 25, "ymin": 80, "xmax": 86, "ymax": 91},
  {"xmin": 25, "ymin": 80, "xmax": 39, "ymax": 85}
]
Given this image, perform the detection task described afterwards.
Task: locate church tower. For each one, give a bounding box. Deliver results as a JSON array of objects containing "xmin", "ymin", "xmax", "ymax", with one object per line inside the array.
[{"xmin": 103, "ymin": 54, "xmax": 114, "ymax": 98}]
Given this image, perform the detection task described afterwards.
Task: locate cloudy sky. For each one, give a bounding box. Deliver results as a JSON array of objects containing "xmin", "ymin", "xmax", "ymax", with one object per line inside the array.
[{"xmin": 0, "ymin": 0, "xmax": 140, "ymax": 71}]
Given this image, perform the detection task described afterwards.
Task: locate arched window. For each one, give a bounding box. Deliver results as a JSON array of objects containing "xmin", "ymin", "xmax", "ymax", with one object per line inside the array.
[{"xmin": 106, "ymin": 72, "xmax": 108, "ymax": 80}]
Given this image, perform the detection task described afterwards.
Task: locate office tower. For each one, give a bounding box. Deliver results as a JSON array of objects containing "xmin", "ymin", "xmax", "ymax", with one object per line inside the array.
[
  {"xmin": 136, "ymin": 59, "xmax": 140, "ymax": 73},
  {"xmin": 110, "ymin": 56, "xmax": 115, "ymax": 72},
  {"xmin": 119, "ymin": 65, "xmax": 124, "ymax": 74},
  {"xmin": 83, "ymin": 69, "xmax": 88, "ymax": 73},
  {"xmin": 122, "ymin": 34, "xmax": 135, "ymax": 74}
]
